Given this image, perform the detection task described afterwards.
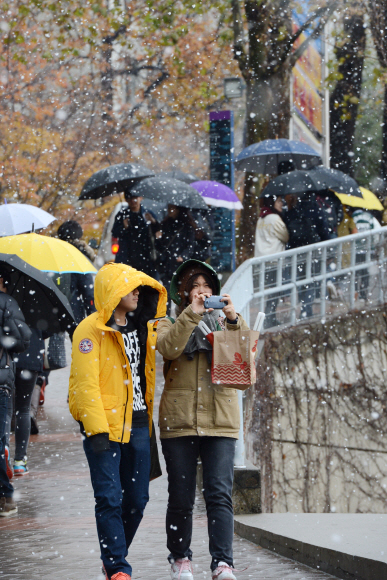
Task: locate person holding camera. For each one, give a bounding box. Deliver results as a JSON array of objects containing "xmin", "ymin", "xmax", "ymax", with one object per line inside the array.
[
  {"xmin": 156, "ymin": 259, "xmax": 249, "ymax": 580},
  {"xmin": 111, "ymin": 191, "xmax": 161, "ymax": 278}
]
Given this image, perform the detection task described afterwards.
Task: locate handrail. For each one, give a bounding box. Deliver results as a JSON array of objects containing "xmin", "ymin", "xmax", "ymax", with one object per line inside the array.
[
  {"xmin": 225, "ymin": 226, "xmax": 387, "ymax": 467},
  {"xmin": 223, "ymin": 226, "xmax": 387, "ymax": 330}
]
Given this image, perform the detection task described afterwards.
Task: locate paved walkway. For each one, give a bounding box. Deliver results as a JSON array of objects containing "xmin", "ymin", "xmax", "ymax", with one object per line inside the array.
[{"xmin": 0, "ymin": 345, "xmax": 334, "ymax": 580}]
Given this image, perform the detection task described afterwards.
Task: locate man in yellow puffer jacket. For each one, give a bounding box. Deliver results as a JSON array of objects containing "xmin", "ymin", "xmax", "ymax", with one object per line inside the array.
[{"xmin": 69, "ymin": 262, "xmax": 167, "ymax": 580}]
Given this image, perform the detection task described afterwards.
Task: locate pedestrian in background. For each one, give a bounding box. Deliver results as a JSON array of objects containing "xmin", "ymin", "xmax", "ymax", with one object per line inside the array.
[
  {"xmin": 5, "ymin": 328, "xmax": 44, "ymax": 476},
  {"xmin": 315, "ymin": 191, "xmax": 343, "ymax": 238},
  {"xmin": 255, "ymin": 194, "xmax": 289, "ymax": 328},
  {"xmin": 57, "ymin": 220, "xmax": 96, "ymax": 328},
  {"xmin": 352, "ymin": 208, "xmax": 381, "ymax": 301},
  {"xmin": 157, "ymin": 204, "xmax": 196, "ymax": 313},
  {"xmin": 0, "ymin": 270, "xmax": 31, "ymax": 516},
  {"xmin": 68, "ymin": 262, "xmax": 167, "ymax": 580},
  {"xmin": 112, "ymin": 191, "xmax": 161, "ymax": 278},
  {"xmin": 255, "ymin": 194, "xmax": 288, "ymax": 257},
  {"xmin": 157, "ymin": 259, "xmax": 249, "ymax": 580},
  {"xmin": 283, "ymin": 193, "xmax": 331, "ymax": 319}
]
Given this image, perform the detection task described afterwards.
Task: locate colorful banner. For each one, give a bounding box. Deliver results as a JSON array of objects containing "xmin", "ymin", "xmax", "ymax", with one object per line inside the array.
[{"xmin": 292, "ymin": 6, "xmax": 324, "ymax": 140}]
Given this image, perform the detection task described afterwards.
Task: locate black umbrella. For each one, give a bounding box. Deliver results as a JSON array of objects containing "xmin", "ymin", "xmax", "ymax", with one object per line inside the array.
[
  {"xmin": 235, "ymin": 138, "xmax": 322, "ymax": 173},
  {"xmin": 307, "ymin": 166, "xmax": 363, "ymax": 197},
  {"xmin": 0, "ymin": 254, "xmax": 75, "ymax": 337},
  {"xmin": 129, "ymin": 177, "xmax": 208, "ymax": 210},
  {"xmin": 79, "ymin": 163, "xmax": 155, "ymax": 200},
  {"xmin": 158, "ymin": 170, "xmax": 199, "ymax": 184},
  {"xmin": 261, "ymin": 167, "xmax": 363, "ymax": 198}
]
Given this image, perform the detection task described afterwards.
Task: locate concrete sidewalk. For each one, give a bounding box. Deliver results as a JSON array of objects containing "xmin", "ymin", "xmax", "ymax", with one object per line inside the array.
[
  {"xmin": 235, "ymin": 514, "xmax": 387, "ymax": 580},
  {"xmin": 0, "ymin": 349, "xmax": 334, "ymax": 580}
]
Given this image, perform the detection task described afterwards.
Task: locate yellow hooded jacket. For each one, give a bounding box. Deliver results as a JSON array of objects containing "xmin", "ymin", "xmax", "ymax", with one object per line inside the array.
[{"xmin": 68, "ymin": 262, "xmax": 167, "ymax": 443}]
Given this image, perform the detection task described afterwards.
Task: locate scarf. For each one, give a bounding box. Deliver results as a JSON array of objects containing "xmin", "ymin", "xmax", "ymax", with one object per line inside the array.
[{"xmin": 183, "ymin": 309, "xmax": 220, "ymax": 363}]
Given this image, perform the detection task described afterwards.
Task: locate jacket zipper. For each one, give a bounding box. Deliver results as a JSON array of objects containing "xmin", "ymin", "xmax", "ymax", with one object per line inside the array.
[{"xmin": 113, "ymin": 332, "xmax": 130, "ymax": 442}]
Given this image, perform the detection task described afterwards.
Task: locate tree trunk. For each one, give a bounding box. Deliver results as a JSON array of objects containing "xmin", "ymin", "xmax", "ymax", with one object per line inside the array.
[
  {"xmin": 382, "ymin": 83, "xmax": 387, "ymax": 180},
  {"xmin": 238, "ymin": 70, "xmax": 291, "ymax": 261},
  {"xmin": 330, "ymin": 9, "xmax": 365, "ymax": 175}
]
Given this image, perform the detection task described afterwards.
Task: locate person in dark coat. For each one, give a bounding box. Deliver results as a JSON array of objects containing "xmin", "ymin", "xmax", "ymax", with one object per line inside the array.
[
  {"xmin": 5, "ymin": 328, "xmax": 44, "ymax": 475},
  {"xmin": 315, "ymin": 191, "xmax": 344, "ymax": 238},
  {"xmin": 189, "ymin": 210, "xmax": 212, "ymax": 262},
  {"xmin": 156, "ymin": 205, "xmax": 196, "ymax": 313},
  {"xmin": 283, "ymin": 193, "xmax": 332, "ymax": 249},
  {"xmin": 283, "ymin": 194, "xmax": 332, "ymax": 319},
  {"xmin": 0, "ymin": 271, "xmax": 31, "ymax": 516},
  {"xmin": 111, "ymin": 192, "xmax": 161, "ymax": 278},
  {"xmin": 57, "ymin": 220, "xmax": 96, "ymax": 328}
]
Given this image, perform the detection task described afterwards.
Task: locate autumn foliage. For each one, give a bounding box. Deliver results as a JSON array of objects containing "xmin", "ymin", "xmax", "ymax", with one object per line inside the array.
[{"xmin": 0, "ymin": 0, "xmax": 238, "ymax": 238}]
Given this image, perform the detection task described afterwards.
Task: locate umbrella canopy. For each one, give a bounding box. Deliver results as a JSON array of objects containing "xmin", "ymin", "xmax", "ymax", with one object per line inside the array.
[
  {"xmin": 79, "ymin": 163, "xmax": 155, "ymax": 200},
  {"xmin": 234, "ymin": 138, "xmax": 322, "ymax": 173},
  {"xmin": 158, "ymin": 170, "xmax": 199, "ymax": 184},
  {"xmin": 261, "ymin": 167, "xmax": 363, "ymax": 198},
  {"xmin": 190, "ymin": 181, "xmax": 243, "ymax": 210},
  {"xmin": 129, "ymin": 176, "xmax": 208, "ymax": 210},
  {"xmin": 261, "ymin": 170, "xmax": 321, "ymax": 197},
  {"xmin": 0, "ymin": 203, "xmax": 56, "ymax": 236},
  {"xmin": 307, "ymin": 166, "xmax": 362, "ymax": 197},
  {"xmin": 333, "ymin": 187, "xmax": 384, "ymax": 211},
  {"xmin": 0, "ymin": 233, "xmax": 97, "ymax": 274},
  {"xmin": 0, "ymin": 253, "xmax": 74, "ymax": 336}
]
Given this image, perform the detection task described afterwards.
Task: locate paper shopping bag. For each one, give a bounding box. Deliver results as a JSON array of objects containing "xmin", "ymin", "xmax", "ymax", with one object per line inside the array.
[{"xmin": 211, "ymin": 329, "xmax": 260, "ymax": 390}]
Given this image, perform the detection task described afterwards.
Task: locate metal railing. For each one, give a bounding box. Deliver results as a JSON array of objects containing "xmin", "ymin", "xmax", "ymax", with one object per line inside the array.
[
  {"xmin": 223, "ymin": 226, "xmax": 387, "ymax": 467},
  {"xmin": 223, "ymin": 227, "xmax": 387, "ymax": 332}
]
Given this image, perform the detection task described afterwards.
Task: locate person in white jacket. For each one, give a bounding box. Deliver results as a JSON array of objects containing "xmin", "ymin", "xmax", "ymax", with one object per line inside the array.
[
  {"xmin": 255, "ymin": 194, "xmax": 289, "ymax": 328},
  {"xmin": 255, "ymin": 194, "xmax": 289, "ymax": 256}
]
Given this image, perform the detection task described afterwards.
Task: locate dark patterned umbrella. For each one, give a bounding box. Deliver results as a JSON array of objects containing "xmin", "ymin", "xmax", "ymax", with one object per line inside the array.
[
  {"xmin": 130, "ymin": 177, "xmax": 208, "ymax": 210},
  {"xmin": 0, "ymin": 253, "xmax": 75, "ymax": 336},
  {"xmin": 158, "ymin": 170, "xmax": 199, "ymax": 184},
  {"xmin": 79, "ymin": 163, "xmax": 154, "ymax": 200},
  {"xmin": 261, "ymin": 168, "xmax": 363, "ymax": 198}
]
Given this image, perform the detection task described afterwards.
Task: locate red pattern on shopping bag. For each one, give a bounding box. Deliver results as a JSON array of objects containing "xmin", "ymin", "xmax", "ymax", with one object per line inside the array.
[
  {"xmin": 232, "ymin": 352, "xmax": 247, "ymax": 371},
  {"xmin": 252, "ymin": 339, "xmax": 258, "ymax": 353},
  {"xmin": 212, "ymin": 363, "xmax": 254, "ymax": 385}
]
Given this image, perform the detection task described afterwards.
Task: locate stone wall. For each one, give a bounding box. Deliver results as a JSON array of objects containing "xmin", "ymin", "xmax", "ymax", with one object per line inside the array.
[{"xmin": 244, "ymin": 306, "xmax": 387, "ymax": 513}]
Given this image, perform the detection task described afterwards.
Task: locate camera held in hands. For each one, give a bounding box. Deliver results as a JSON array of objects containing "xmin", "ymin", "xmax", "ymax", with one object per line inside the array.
[{"xmin": 204, "ymin": 296, "xmax": 228, "ymax": 310}]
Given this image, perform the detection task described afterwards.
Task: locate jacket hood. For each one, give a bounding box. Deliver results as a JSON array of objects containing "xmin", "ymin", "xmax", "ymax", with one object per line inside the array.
[
  {"xmin": 170, "ymin": 259, "xmax": 221, "ymax": 306},
  {"xmin": 94, "ymin": 262, "xmax": 167, "ymax": 326}
]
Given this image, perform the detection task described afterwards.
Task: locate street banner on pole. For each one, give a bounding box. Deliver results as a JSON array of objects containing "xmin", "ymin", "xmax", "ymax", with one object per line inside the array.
[{"xmin": 209, "ymin": 110, "xmax": 236, "ymax": 273}]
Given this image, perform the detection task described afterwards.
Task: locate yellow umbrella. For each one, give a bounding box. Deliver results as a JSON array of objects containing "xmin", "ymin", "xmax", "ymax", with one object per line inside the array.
[
  {"xmin": 0, "ymin": 233, "xmax": 97, "ymax": 273},
  {"xmin": 333, "ymin": 187, "xmax": 383, "ymax": 211}
]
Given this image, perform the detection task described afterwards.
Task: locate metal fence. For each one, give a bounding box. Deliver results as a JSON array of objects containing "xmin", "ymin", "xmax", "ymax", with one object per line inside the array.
[
  {"xmin": 223, "ymin": 227, "xmax": 387, "ymax": 467},
  {"xmin": 223, "ymin": 227, "xmax": 387, "ymax": 332}
]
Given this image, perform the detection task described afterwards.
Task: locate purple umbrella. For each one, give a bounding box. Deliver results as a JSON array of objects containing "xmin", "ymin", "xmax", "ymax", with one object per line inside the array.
[{"xmin": 190, "ymin": 181, "xmax": 243, "ymax": 210}]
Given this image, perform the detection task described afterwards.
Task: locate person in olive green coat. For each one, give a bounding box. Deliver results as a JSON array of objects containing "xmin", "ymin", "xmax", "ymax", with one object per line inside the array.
[{"xmin": 156, "ymin": 260, "xmax": 249, "ymax": 580}]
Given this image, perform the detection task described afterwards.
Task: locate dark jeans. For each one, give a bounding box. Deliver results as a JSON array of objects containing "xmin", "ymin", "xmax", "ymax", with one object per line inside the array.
[
  {"xmin": 6, "ymin": 369, "xmax": 38, "ymax": 460},
  {"xmin": 161, "ymin": 436, "xmax": 236, "ymax": 572},
  {"xmin": 0, "ymin": 388, "xmax": 13, "ymax": 497},
  {"xmin": 83, "ymin": 426, "xmax": 151, "ymax": 578}
]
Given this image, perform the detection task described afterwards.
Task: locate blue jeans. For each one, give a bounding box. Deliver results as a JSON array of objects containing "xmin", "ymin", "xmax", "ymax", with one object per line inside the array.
[
  {"xmin": 0, "ymin": 387, "xmax": 13, "ymax": 497},
  {"xmin": 161, "ymin": 436, "xmax": 236, "ymax": 572},
  {"xmin": 83, "ymin": 426, "xmax": 151, "ymax": 578}
]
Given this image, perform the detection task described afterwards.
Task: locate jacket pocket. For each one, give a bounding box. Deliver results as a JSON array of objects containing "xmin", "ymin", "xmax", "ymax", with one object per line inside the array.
[
  {"xmin": 101, "ymin": 394, "xmax": 119, "ymax": 410},
  {"xmin": 160, "ymin": 389, "xmax": 195, "ymax": 431},
  {"xmin": 212, "ymin": 387, "xmax": 239, "ymax": 430}
]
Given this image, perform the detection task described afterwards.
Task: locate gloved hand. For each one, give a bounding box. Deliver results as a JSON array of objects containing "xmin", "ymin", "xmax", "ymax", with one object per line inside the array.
[{"xmin": 89, "ymin": 433, "xmax": 110, "ymax": 453}]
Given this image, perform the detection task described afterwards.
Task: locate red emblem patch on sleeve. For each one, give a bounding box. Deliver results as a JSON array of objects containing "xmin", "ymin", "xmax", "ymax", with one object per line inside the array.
[{"xmin": 79, "ymin": 339, "xmax": 93, "ymax": 354}]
